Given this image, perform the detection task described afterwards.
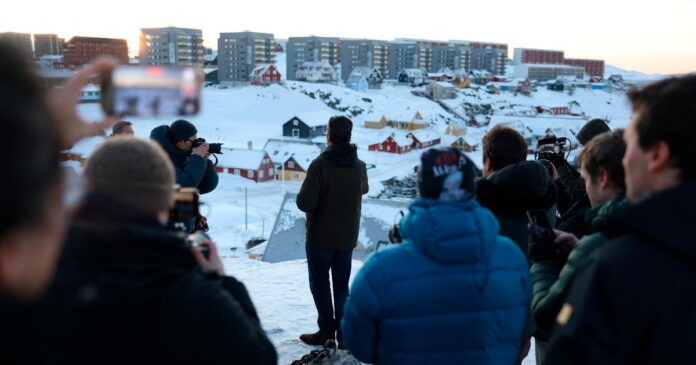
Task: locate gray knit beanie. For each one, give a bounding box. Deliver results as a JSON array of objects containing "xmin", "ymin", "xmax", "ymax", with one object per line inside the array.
[{"xmin": 84, "ymin": 137, "xmax": 175, "ymax": 213}]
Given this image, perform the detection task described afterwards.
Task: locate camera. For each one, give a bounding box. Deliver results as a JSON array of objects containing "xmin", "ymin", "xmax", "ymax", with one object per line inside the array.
[
  {"xmin": 535, "ymin": 136, "xmax": 570, "ymax": 162},
  {"xmin": 192, "ymin": 138, "xmax": 223, "ymax": 154},
  {"xmin": 187, "ymin": 230, "xmax": 211, "ymax": 259}
]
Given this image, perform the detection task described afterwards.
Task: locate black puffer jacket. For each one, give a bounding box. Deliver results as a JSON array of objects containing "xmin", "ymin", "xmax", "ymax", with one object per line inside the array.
[
  {"xmin": 476, "ymin": 160, "xmax": 558, "ymax": 259},
  {"xmin": 547, "ymin": 180, "xmax": 696, "ymax": 364},
  {"xmin": 39, "ymin": 194, "xmax": 276, "ymax": 365}
]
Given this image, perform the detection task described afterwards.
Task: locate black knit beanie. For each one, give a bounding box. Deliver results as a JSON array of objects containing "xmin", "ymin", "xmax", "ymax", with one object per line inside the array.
[
  {"xmin": 577, "ymin": 119, "xmax": 610, "ymax": 146},
  {"xmin": 167, "ymin": 119, "xmax": 197, "ymax": 143}
]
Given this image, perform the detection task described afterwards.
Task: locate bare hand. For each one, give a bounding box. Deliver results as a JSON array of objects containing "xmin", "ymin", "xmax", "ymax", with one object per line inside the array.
[
  {"xmin": 48, "ymin": 57, "xmax": 118, "ymax": 149},
  {"xmin": 192, "ymin": 241, "xmax": 225, "ymax": 276},
  {"xmin": 192, "ymin": 142, "xmax": 209, "ymax": 158},
  {"xmin": 554, "ymin": 229, "xmax": 578, "ymax": 256}
]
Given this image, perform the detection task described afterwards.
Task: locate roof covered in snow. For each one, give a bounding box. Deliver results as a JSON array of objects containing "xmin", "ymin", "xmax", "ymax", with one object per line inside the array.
[
  {"xmin": 293, "ymin": 111, "xmax": 334, "ymax": 127},
  {"xmin": 216, "ymin": 148, "xmax": 269, "ymax": 170},
  {"xmin": 407, "ymin": 129, "xmax": 440, "ymax": 142},
  {"xmin": 250, "ymin": 63, "xmax": 276, "ymax": 76},
  {"xmin": 263, "ymin": 139, "xmax": 322, "ymax": 160}
]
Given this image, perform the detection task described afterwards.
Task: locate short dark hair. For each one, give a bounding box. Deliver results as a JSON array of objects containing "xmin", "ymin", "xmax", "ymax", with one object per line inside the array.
[
  {"xmin": 0, "ymin": 43, "xmax": 60, "ymax": 235},
  {"xmin": 482, "ymin": 125, "xmax": 527, "ymax": 171},
  {"xmin": 578, "ymin": 130, "xmax": 626, "ymax": 191},
  {"xmin": 112, "ymin": 120, "xmax": 132, "ymax": 134},
  {"xmin": 328, "ymin": 116, "xmax": 352, "ymax": 144},
  {"xmin": 628, "ymin": 76, "xmax": 696, "ymax": 179}
]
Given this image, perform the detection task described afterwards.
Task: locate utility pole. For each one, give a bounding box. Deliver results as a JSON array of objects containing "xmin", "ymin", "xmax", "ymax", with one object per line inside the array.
[{"xmin": 244, "ymin": 187, "xmax": 248, "ymax": 230}]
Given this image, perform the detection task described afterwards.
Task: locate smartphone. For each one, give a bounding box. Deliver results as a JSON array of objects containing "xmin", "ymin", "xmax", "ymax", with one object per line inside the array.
[
  {"xmin": 101, "ymin": 66, "xmax": 203, "ymax": 117},
  {"xmin": 526, "ymin": 209, "xmax": 555, "ymax": 242}
]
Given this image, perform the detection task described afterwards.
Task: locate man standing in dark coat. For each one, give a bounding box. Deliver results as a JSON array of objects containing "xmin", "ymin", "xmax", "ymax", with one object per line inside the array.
[
  {"xmin": 296, "ymin": 116, "xmax": 369, "ymax": 348},
  {"xmin": 546, "ymin": 75, "xmax": 696, "ymax": 364},
  {"xmin": 42, "ymin": 138, "xmax": 276, "ymax": 365}
]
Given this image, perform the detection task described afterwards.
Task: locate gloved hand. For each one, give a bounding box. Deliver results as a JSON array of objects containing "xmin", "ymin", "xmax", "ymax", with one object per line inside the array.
[
  {"xmin": 528, "ymin": 224, "xmax": 563, "ymax": 264},
  {"xmin": 388, "ymin": 224, "xmax": 402, "ymax": 243}
]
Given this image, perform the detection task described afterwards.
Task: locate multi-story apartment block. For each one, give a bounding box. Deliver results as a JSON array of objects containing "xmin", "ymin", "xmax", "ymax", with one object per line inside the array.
[
  {"xmin": 387, "ymin": 42, "xmax": 432, "ymax": 79},
  {"xmin": 340, "ymin": 39, "xmax": 389, "ymax": 81},
  {"xmin": 513, "ymin": 48, "xmax": 564, "ymax": 65},
  {"xmin": 139, "ymin": 27, "xmax": 204, "ymax": 66},
  {"xmin": 514, "ymin": 64, "xmax": 585, "ymax": 81},
  {"xmin": 218, "ymin": 31, "xmax": 275, "ymax": 84},
  {"xmin": 450, "ymin": 41, "xmax": 508, "ymax": 75},
  {"xmin": 286, "ymin": 36, "xmax": 339, "ymax": 81},
  {"xmin": 34, "ymin": 34, "xmax": 64, "ymax": 58},
  {"xmin": 431, "ymin": 46, "xmax": 473, "ymax": 72},
  {"xmin": 0, "ymin": 32, "xmax": 33, "ymax": 59},
  {"xmin": 63, "ymin": 36, "xmax": 128, "ymax": 66},
  {"xmin": 563, "ymin": 58, "xmax": 605, "ymax": 78}
]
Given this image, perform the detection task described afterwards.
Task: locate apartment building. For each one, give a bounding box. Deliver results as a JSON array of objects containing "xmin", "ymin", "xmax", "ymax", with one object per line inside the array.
[
  {"xmin": 139, "ymin": 27, "xmax": 204, "ymax": 66},
  {"xmin": 63, "ymin": 36, "xmax": 128, "ymax": 66},
  {"xmin": 286, "ymin": 36, "xmax": 339, "ymax": 80},
  {"xmin": 34, "ymin": 34, "xmax": 65, "ymax": 58},
  {"xmin": 0, "ymin": 32, "xmax": 33, "ymax": 59},
  {"xmin": 387, "ymin": 41, "xmax": 432, "ymax": 79},
  {"xmin": 564, "ymin": 58, "xmax": 605, "ymax": 78},
  {"xmin": 513, "ymin": 48, "xmax": 564, "ymax": 65},
  {"xmin": 340, "ymin": 39, "xmax": 389, "ymax": 81},
  {"xmin": 218, "ymin": 31, "xmax": 275, "ymax": 84}
]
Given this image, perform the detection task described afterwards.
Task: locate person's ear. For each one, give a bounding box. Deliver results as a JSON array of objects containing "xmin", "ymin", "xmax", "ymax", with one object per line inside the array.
[
  {"xmin": 599, "ymin": 170, "xmax": 611, "ymax": 189},
  {"xmin": 0, "ymin": 232, "xmax": 23, "ymax": 293},
  {"xmin": 646, "ymin": 141, "xmax": 672, "ymax": 174}
]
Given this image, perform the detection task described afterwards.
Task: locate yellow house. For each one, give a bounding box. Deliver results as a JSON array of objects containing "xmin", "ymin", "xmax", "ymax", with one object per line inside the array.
[
  {"xmin": 364, "ymin": 116, "xmax": 388, "ymax": 129},
  {"xmin": 452, "ymin": 75, "xmax": 472, "ymax": 88}
]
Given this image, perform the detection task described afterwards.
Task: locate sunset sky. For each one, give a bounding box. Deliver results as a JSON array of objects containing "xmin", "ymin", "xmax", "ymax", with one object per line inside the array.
[{"xmin": 2, "ymin": 0, "xmax": 694, "ymax": 75}]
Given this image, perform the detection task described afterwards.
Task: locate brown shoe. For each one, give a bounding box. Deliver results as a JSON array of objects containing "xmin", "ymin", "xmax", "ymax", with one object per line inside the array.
[{"xmin": 299, "ymin": 332, "xmax": 332, "ymax": 346}]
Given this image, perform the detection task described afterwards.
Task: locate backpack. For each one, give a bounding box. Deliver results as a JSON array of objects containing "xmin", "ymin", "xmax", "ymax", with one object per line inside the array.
[{"xmin": 290, "ymin": 340, "xmax": 361, "ymax": 365}]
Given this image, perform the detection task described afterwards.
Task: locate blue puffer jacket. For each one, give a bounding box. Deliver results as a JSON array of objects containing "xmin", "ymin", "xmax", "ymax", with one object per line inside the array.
[
  {"xmin": 342, "ymin": 198, "xmax": 531, "ymax": 365},
  {"xmin": 150, "ymin": 125, "xmax": 218, "ymax": 194}
]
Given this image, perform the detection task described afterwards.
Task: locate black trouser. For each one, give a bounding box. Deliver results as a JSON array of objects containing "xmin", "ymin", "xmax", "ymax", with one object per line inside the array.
[{"xmin": 305, "ymin": 243, "xmax": 353, "ymax": 341}]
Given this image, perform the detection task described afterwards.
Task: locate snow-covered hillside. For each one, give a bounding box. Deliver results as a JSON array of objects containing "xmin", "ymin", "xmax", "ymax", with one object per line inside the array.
[
  {"xmin": 71, "ymin": 79, "xmax": 634, "ymax": 364},
  {"xmin": 604, "ymin": 64, "xmax": 667, "ymax": 81}
]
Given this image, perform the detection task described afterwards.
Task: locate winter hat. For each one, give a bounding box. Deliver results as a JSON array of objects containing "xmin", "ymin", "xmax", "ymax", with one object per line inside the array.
[
  {"xmin": 417, "ymin": 147, "xmax": 479, "ymax": 201},
  {"xmin": 84, "ymin": 137, "xmax": 175, "ymax": 213},
  {"xmin": 577, "ymin": 119, "xmax": 610, "ymax": 146},
  {"xmin": 167, "ymin": 119, "xmax": 197, "ymax": 143}
]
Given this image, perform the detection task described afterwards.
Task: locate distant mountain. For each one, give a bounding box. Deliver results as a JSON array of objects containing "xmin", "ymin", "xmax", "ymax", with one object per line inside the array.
[{"xmin": 604, "ymin": 65, "xmax": 667, "ymax": 81}]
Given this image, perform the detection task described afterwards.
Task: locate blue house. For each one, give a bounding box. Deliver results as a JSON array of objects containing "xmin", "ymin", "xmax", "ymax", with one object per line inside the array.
[{"xmin": 346, "ymin": 67, "xmax": 383, "ymax": 91}]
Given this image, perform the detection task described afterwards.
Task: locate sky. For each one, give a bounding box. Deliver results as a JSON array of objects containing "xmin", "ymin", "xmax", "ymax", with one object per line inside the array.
[{"xmin": 2, "ymin": 0, "xmax": 695, "ymax": 75}]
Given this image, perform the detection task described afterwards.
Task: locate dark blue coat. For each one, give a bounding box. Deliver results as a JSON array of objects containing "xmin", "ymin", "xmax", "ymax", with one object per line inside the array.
[
  {"xmin": 342, "ymin": 198, "xmax": 531, "ymax": 365},
  {"xmin": 150, "ymin": 125, "xmax": 218, "ymax": 194}
]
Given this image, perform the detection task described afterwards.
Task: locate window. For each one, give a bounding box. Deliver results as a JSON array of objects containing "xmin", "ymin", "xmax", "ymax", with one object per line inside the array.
[
  {"xmin": 293, "ymin": 119, "xmax": 299, "ymax": 126},
  {"xmin": 259, "ymin": 170, "xmax": 264, "ymax": 178},
  {"xmin": 269, "ymin": 168, "xmax": 274, "ymax": 175},
  {"xmin": 292, "ymin": 173, "xmax": 300, "ymax": 180},
  {"xmin": 292, "ymin": 129, "xmax": 300, "ymax": 137},
  {"xmin": 288, "ymin": 160, "xmax": 295, "ymax": 168},
  {"xmin": 233, "ymin": 169, "xmax": 240, "ymax": 175},
  {"xmin": 247, "ymin": 170, "xmax": 254, "ymax": 178}
]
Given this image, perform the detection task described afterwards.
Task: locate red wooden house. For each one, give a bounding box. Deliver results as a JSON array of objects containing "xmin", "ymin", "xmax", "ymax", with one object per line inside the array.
[
  {"xmin": 250, "ymin": 64, "xmax": 281, "ymax": 86},
  {"xmin": 368, "ymin": 134, "xmax": 413, "ymax": 154},
  {"xmin": 407, "ymin": 130, "xmax": 441, "ymax": 149},
  {"xmin": 550, "ymin": 106, "xmax": 571, "ymax": 115},
  {"xmin": 215, "ymin": 149, "xmax": 276, "ymax": 182}
]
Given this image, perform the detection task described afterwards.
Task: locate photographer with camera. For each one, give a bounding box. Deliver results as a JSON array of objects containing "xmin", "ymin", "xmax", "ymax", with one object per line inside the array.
[
  {"xmin": 40, "ymin": 137, "xmax": 276, "ymax": 365},
  {"xmin": 529, "ymin": 130, "xmax": 628, "ymax": 363},
  {"xmin": 151, "ymin": 119, "xmax": 219, "ymax": 232}
]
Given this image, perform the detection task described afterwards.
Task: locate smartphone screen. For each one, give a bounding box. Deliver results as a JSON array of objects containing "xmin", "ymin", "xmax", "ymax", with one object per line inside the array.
[{"xmin": 102, "ymin": 66, "xmax": 203, "ymax": 117}]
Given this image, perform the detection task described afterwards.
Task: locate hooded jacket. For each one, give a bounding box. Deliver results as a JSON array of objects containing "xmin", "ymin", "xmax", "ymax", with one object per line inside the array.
[
  {"xmin": 476, "ymin": 160, "xmax": 558, "ymax": 258},
  {"xmin": 38, "ymin": 194, "xmax": 276, "ymax": 365},
  {"xmin": 341, "ymin": 198, "xmax": 531, "ymax": 365},
  {"xmin": 547, "ymin": 180, "xmax": 696, "ymax": 364},
  {"xmin": 296, "ymin": 143, "xmax": 368, "ymax": 250},
  {"xmin": 531, "ymin": 196, "xmax": 629, "ymax": 340},
  {"xmin": 150, "ymin": 125, "xmax": 218, "ymax": 194}
]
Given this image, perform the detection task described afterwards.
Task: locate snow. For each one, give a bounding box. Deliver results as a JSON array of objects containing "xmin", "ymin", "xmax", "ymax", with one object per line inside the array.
[
  {"xmin": 295, "ymin": 110, "xmax": 334, "ymax": 127},
  {"xmin": 69, "ymin": 78, "xmax": 634, "ymax": 364},
  {"xmin": 216, "ymin": 148, "xmax": 267, "ymax": 170}
]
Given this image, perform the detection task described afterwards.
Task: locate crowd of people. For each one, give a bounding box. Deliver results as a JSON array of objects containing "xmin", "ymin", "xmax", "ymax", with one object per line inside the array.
[{"xmin": 1, "ymin": 40, "xmax": 695, "ymax": 365}]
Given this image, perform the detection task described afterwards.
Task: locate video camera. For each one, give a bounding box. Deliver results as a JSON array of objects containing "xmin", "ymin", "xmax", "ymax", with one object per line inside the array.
[
  {"xmin": 535, "ymin": 136, "xmax": 570, "ymax": 162},
  {"xmin": 169, "ymin": 187, "xmax": 210, "ymax": 258},
  {"xmin": 192, "ymin": 138, "xmax": 223, "ymax": 155}
]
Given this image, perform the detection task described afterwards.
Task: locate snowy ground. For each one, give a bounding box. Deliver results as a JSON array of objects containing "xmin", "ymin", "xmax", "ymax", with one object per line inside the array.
[{"xmin": 71, "ymin": 76, "xmax": 637, "ymax": 364}]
